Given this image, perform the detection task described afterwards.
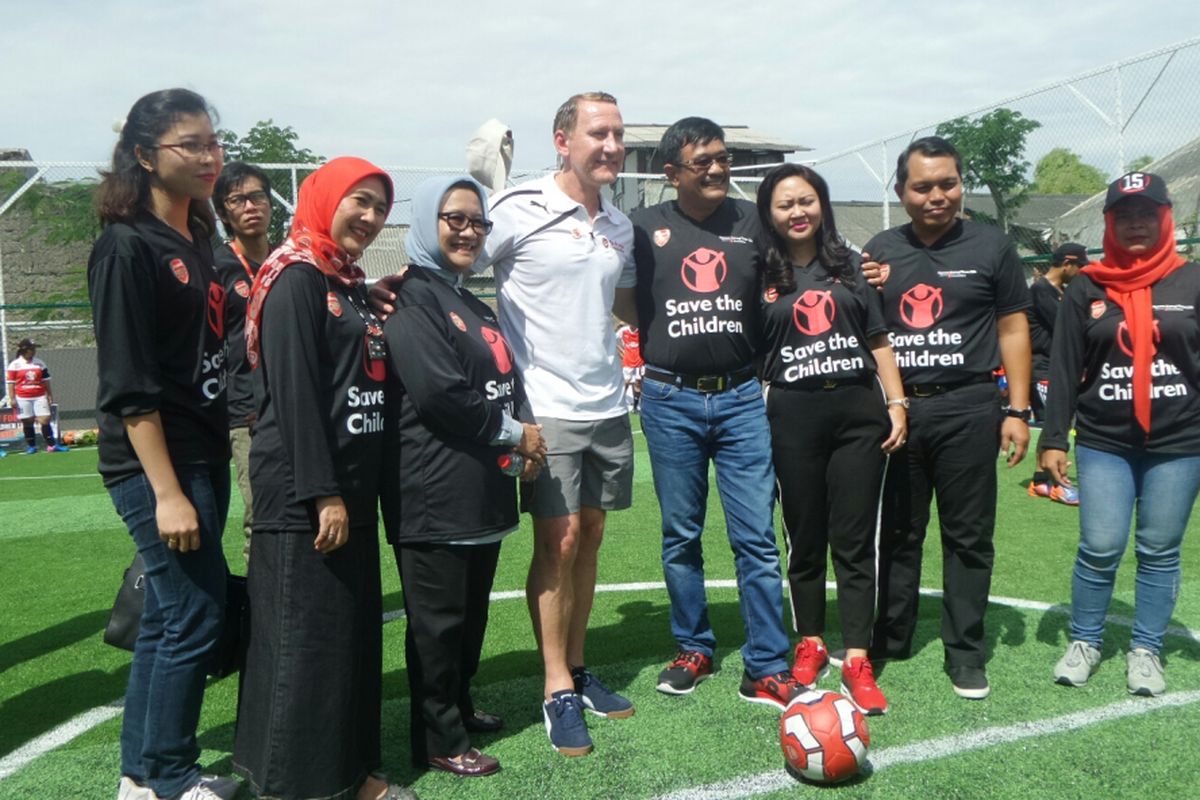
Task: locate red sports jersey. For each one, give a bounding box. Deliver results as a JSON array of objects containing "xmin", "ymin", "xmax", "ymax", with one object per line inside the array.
[
  {"xmin": 6, "ymin": 356, "xmax": 50, "ymax": 398},
  {"xmin": 619, "ymin": 326, "xmax": 644, "ymax": 368}
]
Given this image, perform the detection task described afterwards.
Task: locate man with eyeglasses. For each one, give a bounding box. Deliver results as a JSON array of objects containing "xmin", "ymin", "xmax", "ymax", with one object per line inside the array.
[
  {"xmin": 213, "ymin": 161, "xmax": 273, "ymax": 566},
  {"xmin": 471, "ymin": 91, "xmax": 638, "ymax": 758},
  {"xmin": 629, "ymin": 117, "xmax": 800, "ymax": 710}
]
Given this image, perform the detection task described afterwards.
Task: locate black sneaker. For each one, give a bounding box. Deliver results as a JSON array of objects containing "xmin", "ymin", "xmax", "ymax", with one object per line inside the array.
[
  {"xmin": 542, "ymin": 690, "xmax": 593, "ymax": 756},
  {"xmin": 572, "ymin": 666, "xmax": 635, "ymax": 718},
  {"xmin": 656, "ymin": 650, "xmax": 714, "ymax": 695},
  {"xmin": 738, "ymin": 670, "xmax": 802, "ymax": 711},
  {"xmin": 947, "ymin": 665, "xmax": 990, "ymax": 699}
]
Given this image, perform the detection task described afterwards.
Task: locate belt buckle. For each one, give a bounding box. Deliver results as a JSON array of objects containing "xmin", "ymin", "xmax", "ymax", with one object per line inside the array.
[
  {"xmin": 695, "ymin": 375, "xmax": 723, "ymax": 393},
  {"xmin": 911, "ymin": 384, "xmax": 934, "ymax": 398},
  {"xmin": 822, "ymin": 379, "xmax": 838, "ymax": 390}
]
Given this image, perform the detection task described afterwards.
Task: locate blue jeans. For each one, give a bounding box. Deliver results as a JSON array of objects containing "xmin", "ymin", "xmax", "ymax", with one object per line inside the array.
[
  {"xmin": 1073, "ymin": 444, "xmax": 1200, "ymax": 654},
  {"xmin": 640, "ymin": 375, "xmax": 789, "ymax": 678},
  {"xmin": 109, "ymin": 466, "xmax": 230, "ymax": 799}
]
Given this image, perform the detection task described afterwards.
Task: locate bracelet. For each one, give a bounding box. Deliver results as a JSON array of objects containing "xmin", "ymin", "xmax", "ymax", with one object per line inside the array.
[{"xmin": 886, "ymin": 397, "xmax": 910, "ymax": 409}]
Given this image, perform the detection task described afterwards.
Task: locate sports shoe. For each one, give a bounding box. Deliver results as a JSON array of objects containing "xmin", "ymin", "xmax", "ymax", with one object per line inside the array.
[
  {"xmin": 841, "ymin": 657, "xmax": 888, "ymax": 715},
  {"xmin": 738, "ymin": 670, "xmax": 803, "ymax": 711},
  {"xmin": 1028, "ymin": 481, "xmax": 1079, "ymax": 506},
  {"xmin": 1127, "ymin": 648, "xmax": 1166, "ymax": 697},
  {"xmin": 24, "ymin": 445, "xmax": 37, "ymax": 455},
  {"xmin": 47, "ymin": 443, "xmax": 69, "ymax": 452},
  {"xmin": 656, "ymin": 650, "xmax": 713, "ymax": 695},
  {"xmin": 175, "ymin": 781, "xmax": 224, "ymax": 800},
  {"xmin": 572, "ymin": 666, "xmax": 634, "ymax": 718},
  {"xmin": 116, "ymin": 776, "xmax": 152, "ymax": 800},
  {"xmin": 790, "ymin": 639, "xmax": 830, "ymax": 688},
  {"xmin": 542, "ymin": 690, "xmax": 593, "ymax": 756},
  {"xmin": 1054, "ymin": 640, "xmax": 1102, "ymax": 687},
  {"xmin": 947, "ymin": 665, "xmax": 990, "ymax": 699}
]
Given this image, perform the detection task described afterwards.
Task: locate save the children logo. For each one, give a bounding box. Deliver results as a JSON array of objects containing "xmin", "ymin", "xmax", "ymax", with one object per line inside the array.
[
  {"xmin": 899, "ymin": 283, "xmax": 944, "ymax": 330},
  {"xmin": 207, "ymin": 283, "xmax": 226, "ymax": 338},
  {"xmin": 681, "ymin": 247, "xmax": 727, "ymax": 293},
  {"xmin": 792, "ymin": 290, "xmax": 836, "ymax": 336},
  {"xmin": 1116, "ymin": 319, "xmax": 1161, "ymax": 358},
  {"xmin": 480, "ymin": 327, "xmax": 513, "ymax": 374}
]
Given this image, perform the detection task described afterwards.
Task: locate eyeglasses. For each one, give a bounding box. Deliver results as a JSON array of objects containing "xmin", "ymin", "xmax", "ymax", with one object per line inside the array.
[
  {"xmin": 155, "ymin": 140, "xmax": 225, "ymax": 158},
  {"xmin": 675, "ymin": 153, "xmax": 733, "ymax": 172},
  {"xmin": 224, "ymin": 190, "xmax": 271, "ymax": 209},
  {"xmin": 438, "ymin": 212, "xmax": 493, "ymax": 235}
]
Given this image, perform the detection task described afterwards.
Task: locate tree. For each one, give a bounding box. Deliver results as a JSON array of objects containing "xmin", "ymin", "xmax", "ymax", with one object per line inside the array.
[
  {"xmin": 935, "ymin": 108, "xmax": 1041, "ymax": 233},
  {"xmin": 1032, "ymin": 148, "xmax": 1107, "ymax": 195},
  {"xmin": 217, "ymin": 120, "xmax": 325, "ymax": 243},
  {"xmin": 1127, "ymin": 154, "xmax": 1155, "ymax": 173}
]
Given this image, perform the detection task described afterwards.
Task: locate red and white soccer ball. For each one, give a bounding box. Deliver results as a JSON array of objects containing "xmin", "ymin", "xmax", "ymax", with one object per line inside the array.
[{"xmin": 780, "ymin": 689, "xmax": 870, "ymax": 783}]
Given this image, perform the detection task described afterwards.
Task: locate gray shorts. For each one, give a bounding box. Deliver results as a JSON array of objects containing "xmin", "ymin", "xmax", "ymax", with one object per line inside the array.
[{"xmin": 521, "ymin": 414, "xmax": 634, "ymax": 518}]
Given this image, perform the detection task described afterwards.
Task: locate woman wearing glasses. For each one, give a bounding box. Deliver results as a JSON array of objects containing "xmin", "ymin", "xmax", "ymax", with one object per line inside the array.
[
  {"xmin": 88, "ymin": 88, "xmax": 235, "ymax": 800},
  {"xmin": 380, "ymin": 176, "xmax": 545, "ymax": 778}
]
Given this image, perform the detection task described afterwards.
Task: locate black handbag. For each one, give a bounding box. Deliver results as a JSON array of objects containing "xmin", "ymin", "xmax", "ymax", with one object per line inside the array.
[{"xmin": 103, "ymin": 553, "xmax": 249, "ymax": 678}]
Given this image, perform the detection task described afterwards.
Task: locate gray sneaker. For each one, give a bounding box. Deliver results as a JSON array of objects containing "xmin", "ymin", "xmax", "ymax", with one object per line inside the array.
[
  {"xmin": 1126, "ymin": 648, "xmax": 1165, "ymax": 696},
  {"xmin": 1054, "ymin": 641, "xmax": 1101, "ymax": 687}
]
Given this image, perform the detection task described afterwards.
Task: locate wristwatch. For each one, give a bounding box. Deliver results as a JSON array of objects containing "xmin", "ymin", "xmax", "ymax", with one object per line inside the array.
[
  {"xmin": 886, "ymin": 398, "xmax": 910, "ymax": 409},
  {"xmin": 1004, "ymin": 406, "xmax": 1032, "ymax": 421}
]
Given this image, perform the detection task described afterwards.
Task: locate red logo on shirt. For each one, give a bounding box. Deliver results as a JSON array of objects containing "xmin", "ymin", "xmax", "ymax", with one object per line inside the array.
[
  {"xmin": 763, "ymin": 287, "xmax": 778, "ymax": 304},
  {"xmin": 1090, "ymin": 300, "xmax": 1106, "ymax": 319},
  {"xmin": 207, "ymin": 283, "xmax": 226, "ymax": 338},
  {"xmin": 234, "ymin": 280, "xmax": 250, "ymax": 298},
  {"xmin": 362, "ymin": 335, "xmax": 386, "ymax": 382},
  {"xmin": 170, "ymin": 258, "xmax": 189, "ymax": 284},
  {"xmin": 654, "ymin": 228, "xmax": 671, "ymax": 248},
  {"xmin": 898, "ymin": 283, "xmax": 944, "ymax": 329},
  {"xmin": 480, "ymin": 326, "xmax": 514, "ymax": 375},
  {"xmin": 1116, "ymin": 320, "xmax": 1161, "ymax": 358},
  {"xmin": 327, "ymin": 292, "xmax": 343, "ymax": 317},
  {"xmin": 792, "ymin": 290, "xmax": 836, "ymax": 336},
  {"xmin": 449, "ymin": 312, "xmax": 467, "ymax": 332},
  {"xmin": 681, "ymin": 248, "xmax": 727, "ymax": 293}
]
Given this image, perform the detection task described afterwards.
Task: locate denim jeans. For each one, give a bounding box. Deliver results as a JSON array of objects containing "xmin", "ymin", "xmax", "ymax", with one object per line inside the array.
[
  {"xmin": 640, "ymin": 375, "xmax": 789, "ymax": 678},
  {"xmin": 1073, "ymin": 444, "xmax": 1200, "ymax": 654},
  {"xmin": 109, "ymin": 466, "xmax": 230, "ymax": 799}
]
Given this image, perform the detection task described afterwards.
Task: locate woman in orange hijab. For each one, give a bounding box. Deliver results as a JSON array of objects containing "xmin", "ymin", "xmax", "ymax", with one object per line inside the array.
[
  {"xmin": 233, "ymin": 158, "xmax": 416, "ymax": 800},
  {"xmin": 1040, "ymin": 172, "xmax": 1200, "ymax": 699}
]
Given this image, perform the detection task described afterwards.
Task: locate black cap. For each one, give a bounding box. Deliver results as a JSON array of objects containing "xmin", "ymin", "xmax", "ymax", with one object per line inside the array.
[
  {"xmin": 18, "ymin": 338, "xmax": 37, "ymax": 350},
  {"xmin": 1051, "ymin": 243, "xmax": 1088, "ymax": 265},
  {"xmin": 1104, "ymin": 172, "xmax": 1171, "ymax": 212}
]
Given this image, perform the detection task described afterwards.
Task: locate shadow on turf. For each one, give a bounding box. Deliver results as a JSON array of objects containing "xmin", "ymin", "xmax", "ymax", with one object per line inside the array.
[
  {"xmin": 0, "ymin": 609, "xmax": 111, "ymax": 675},
  {"xmin": 0, "ymin": 665, "xmax": 129, "ymax": 755},
  {"xmin": 1033, "ymin": 597, "xmax": 1200, "ymax": 661}
]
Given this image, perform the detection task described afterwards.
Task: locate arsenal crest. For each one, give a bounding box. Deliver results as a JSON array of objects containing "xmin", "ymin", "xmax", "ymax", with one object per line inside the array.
[
  {"xmin": 327, "ymin": 292, "xmax": 343, "ymax": 317},
  {"xmin": 763, "ymin": 287, "xmax": 779, "ymax": 303},
  {"xmin": 1090, "ymin": 300, "xmax": 1106, "ymax": 319},
  {"xmin": 234, "ymin": 280, "xmax": 250, "ymax": 298},
  {"xmin": 653, "ymin": 228, "xmax": 671, "ymax": 248},
  {"xmin": 449, "ymin": 312, "xmax": 468, "ymax": 332},
  {"xmin": 169, "ymin": 258, "xmax": 189, "ymax": 284}
]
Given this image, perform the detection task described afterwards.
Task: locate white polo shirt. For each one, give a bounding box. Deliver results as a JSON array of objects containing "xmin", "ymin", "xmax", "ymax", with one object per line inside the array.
[{"xmin": 479, "ymin": 174, "xmax": 635, "ymax": 421}]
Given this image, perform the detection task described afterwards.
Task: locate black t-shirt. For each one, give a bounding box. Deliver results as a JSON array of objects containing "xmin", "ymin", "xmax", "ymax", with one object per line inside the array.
[
  {"xmin": 213, "ymin": 243, "xmax": 260, "ymax": 428},
  {"xmin": 630, "ymin": 198, "xmax": 762, "ymax": 374},
  {"xmin": 249, "ymin": 264, "xmax": 385, "ymax": 531},
  {"xmin": 865, "ymin": 220, "xmax": 1029, "ymax": 384},
  {"xmin": 1027, "ymin": 277, "xmax": 1064, "ymax": 380},
  {"xmin": 761, "ymin": 255, "xmax": 887, "ymax": 386},
  {"xmin": 88, "ymin": 214, "xmax": 229, "ymax": 487},
  {"xmin": 381, "ymin": 266, "xmax": 529, "ymax": 544},
  {"xmin": 1041, "ymin": 264, "xmax": 1200, "ymax": 455}
]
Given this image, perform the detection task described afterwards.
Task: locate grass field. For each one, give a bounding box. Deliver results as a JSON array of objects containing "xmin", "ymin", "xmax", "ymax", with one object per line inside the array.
[{"xmin": 1, "ymin": 424, "xmax": 1199, "ymax": 799}]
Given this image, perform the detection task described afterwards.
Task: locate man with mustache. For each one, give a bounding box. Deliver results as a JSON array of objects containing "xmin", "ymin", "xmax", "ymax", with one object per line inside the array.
[
  {"xmin": 629, "ymin": 117, "xmax": 800, "ymax": 710},
  {"xmin": 861, "ymin": 136, "xmax": 1032, "ymax": 700}
]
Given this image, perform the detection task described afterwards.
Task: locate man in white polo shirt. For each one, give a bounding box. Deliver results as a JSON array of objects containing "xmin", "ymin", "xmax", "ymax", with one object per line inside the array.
[{"xmin": 477, "ymin": 91, "xmax": 637, "ymax": 757}]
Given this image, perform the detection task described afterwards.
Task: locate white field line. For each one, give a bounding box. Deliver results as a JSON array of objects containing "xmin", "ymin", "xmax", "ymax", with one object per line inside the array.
[
  {"xmin": 0, "ymin": 474, "xmax": 100, "ymax": 481},
  {"xmin": 3, "ymin": 582, "xmax": 1197, "ymax": 784},
  {"xmin": 651, "ymin": 690, "xmax": 1200, "ymax": 800}
]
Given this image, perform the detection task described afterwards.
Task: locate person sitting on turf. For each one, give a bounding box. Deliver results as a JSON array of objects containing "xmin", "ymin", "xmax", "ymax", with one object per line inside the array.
[
  {"xmin": 755, "ymin": 164, "xmax": 908, "ymax": 717},
  {"xmin": 1042, "ymin": 172, "xmax": 1200, "ymax": 697}
]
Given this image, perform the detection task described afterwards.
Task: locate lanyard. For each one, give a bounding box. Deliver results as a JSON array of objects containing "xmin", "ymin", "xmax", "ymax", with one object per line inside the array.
[{"xmin": 229, "ymin": 240, "xmax": 256, "ymax": 280}]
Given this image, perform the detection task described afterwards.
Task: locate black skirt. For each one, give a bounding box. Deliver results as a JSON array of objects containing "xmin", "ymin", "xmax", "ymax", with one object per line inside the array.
[{"xmin": 233, "ymin": 524, "xmax": 383, "ymax": 800}]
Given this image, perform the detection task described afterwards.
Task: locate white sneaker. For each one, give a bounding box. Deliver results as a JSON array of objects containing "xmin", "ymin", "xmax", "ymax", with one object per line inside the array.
[
  {"xmin": 1127, "ymin": 648, "xmax": 1166, "ymax": 697},
  {"xmin": 1053, "ymin": 641, "xmax": 1101, "ymax": 687},
  {"xmin": 116, "ymin": 776, "xmax": 154, "ymax": 800},
  {"xmin": 177, "ymin": 776, "xmax": 238, "ymax": 800}
]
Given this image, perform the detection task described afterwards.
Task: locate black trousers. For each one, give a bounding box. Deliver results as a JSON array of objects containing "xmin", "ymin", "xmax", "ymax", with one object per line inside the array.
[
  {"xmin": 768, "ymin": 383, "xmax": 887, "ymax": 649},
  {"xmin": 396, "ymin": 539, "xmax": 501, "ymax": 763},
  {"xmin": 873, "ymin": 382, "xmax": 1003, "ymax": 668},
  {"xmin": 234, "ymin": 525, "xmax": 382, "ymax": 800}
]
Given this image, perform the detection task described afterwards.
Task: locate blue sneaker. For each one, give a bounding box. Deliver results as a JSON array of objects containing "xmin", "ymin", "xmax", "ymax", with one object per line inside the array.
[
  {"xmin": 542, "ymin": 690, "xmax": 593, "ymax": 756},
  {"xmin": 47, "ymin": 444, "xmax": 69, "ymax": 452},
  {"xmin": 572, "ymin": 666, "xmax": 635, "ymax": 718},
  {"xmin": 24, "ymin": 446, "xmax": 38, "ymax": 455}
]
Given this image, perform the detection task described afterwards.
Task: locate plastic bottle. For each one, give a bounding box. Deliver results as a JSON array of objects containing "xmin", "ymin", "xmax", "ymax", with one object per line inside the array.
[{"xmin": 498, "ymin": 452, "xmax": 525, "ymax": 476}]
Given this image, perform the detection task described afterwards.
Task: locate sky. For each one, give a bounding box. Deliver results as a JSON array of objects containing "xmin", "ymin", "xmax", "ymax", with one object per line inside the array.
[{"xmin": 3, "ymin": 1, "xmax": 1198, "ymax": 196}]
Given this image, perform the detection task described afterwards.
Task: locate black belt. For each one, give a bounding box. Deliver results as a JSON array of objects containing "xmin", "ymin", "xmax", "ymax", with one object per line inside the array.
[
  {"xmin": 644, "ymin": 365, "xmax": 756, "ymax": 393},
  {"xmin": 771, "ymin": 376, "xmax": 875, "ymax": 391},
  {"xmin": 904, "ymin": 373, "xmax": 993, "ymax": 397}
]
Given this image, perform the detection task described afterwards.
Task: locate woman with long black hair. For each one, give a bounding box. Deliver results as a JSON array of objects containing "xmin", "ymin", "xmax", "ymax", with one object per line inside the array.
[
  {"xmin": 88, "ymin": 87, "xmax": 236, "ymax": 800},
  {"xmin": 756, "ymin": 164, "xmax": 907, "ymax": 717}
]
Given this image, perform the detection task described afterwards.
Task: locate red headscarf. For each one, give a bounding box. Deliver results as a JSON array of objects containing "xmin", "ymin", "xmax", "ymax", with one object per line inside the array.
[
  {"xmin": 1081, "ymin": 204, "xmax": 1186, "ymax": 434},
  {"xmin": 245, "ymin": 157, "xmax": 393, "ymax": 368}
]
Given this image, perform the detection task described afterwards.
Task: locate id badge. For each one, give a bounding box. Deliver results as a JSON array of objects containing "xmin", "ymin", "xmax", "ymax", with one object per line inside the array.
[{"xmin": 367, "ymin": 334, "xmax": 387, "ymax": 361}]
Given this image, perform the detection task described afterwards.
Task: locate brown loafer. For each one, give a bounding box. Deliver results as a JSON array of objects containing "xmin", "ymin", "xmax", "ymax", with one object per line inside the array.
[
  {"xmin": 428, "ymin": 747, "xmax": 501, "ymax": 777},
  {"xmin": 462, "ymin": 709, "xmax": 504, "ymax": 733}
]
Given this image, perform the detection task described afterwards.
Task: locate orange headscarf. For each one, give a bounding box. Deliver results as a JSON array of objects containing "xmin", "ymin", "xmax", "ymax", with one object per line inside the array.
[
  {"xmin": 245, "ymin": 157, "xmax": 393, "ymax": 368},
  {"xmin": 1081, "ymin": 204, "xmax": 1186, "ymax": 434}
]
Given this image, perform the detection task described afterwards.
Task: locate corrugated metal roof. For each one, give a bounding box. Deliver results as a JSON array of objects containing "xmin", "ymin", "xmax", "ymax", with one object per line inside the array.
[{"xmin": 623, "ymin": 125, "xmax": 808, "ymax": 153}]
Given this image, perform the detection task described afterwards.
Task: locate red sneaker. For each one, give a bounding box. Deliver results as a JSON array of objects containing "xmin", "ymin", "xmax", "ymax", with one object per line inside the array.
[
  {"xmin": 738, "ymin": 670, "xmax": 802, "ymax": 711},
  {"xmin": 790, "ymin": 638, "xmax": 830, "ymax": 688},
  {"xmin": 841, "ymin": 656, "xmax": 888, "ymax": 716}
]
